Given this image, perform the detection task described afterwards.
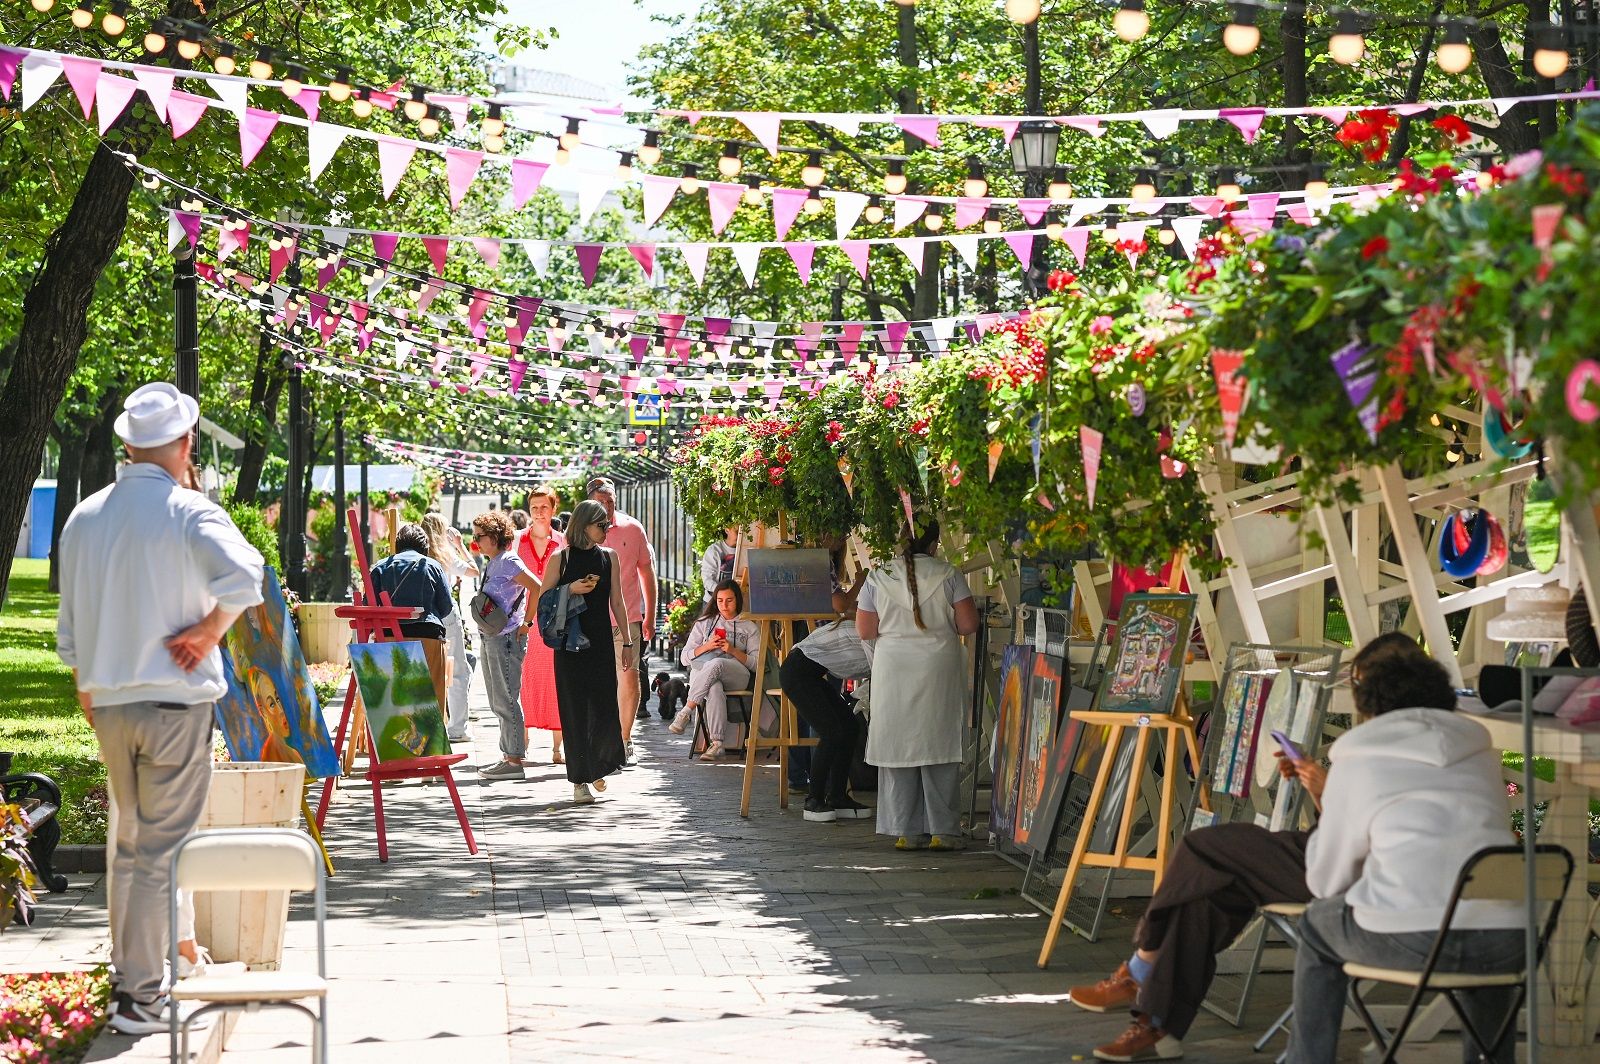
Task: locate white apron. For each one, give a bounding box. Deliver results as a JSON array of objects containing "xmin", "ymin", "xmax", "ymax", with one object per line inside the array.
[{"xmin": 863, "ymin": 555, "xmax": 970, "ymax": 768}]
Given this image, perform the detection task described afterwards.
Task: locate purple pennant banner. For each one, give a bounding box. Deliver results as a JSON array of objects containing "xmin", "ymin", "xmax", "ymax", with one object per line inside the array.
[{"xmin": 1330, "ymin": 341, "xmax": 1380, "ymax": 442}]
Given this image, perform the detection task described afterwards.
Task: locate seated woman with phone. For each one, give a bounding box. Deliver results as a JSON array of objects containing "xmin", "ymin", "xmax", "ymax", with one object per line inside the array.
[{"xmin": 672, "ymin": 580, "xmax": 760, "ymax": 760}]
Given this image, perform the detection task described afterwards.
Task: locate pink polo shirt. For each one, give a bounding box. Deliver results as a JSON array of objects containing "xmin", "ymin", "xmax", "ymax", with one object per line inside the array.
[{"xmin": 606, "ymin": 510, "xmax": 655, "ymax": 622}]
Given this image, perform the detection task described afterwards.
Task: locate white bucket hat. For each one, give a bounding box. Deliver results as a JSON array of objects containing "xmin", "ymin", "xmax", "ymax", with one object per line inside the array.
[{"xmin": 114, "ymin": 382, "xmax": 199, "ymax": 448}]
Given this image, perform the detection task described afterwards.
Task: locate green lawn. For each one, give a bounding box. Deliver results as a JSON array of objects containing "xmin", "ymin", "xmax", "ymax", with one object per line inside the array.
[{"xmin": 1, "ymin": 558, "xmax": 107, "ymax": 845}]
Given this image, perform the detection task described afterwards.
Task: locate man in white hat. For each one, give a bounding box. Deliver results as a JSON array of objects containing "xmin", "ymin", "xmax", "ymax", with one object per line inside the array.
[{"xmin": 56, "ymin": 382, "xmax": 265, "ymax": 1035}]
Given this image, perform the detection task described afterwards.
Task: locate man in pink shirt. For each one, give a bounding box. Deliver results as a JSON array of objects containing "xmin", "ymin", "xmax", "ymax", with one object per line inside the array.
[{"xmin": 586, "ymin": 478, "xmax": 656, "ymax": 758}]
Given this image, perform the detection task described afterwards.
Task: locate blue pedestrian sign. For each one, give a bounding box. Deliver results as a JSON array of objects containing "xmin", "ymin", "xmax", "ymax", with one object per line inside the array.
[{"xmin": 627, "ymin": 392, "xmax": 664, "ymax": 426}]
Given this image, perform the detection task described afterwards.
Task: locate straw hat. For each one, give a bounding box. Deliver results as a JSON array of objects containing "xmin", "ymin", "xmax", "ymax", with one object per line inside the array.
[{"xmin": 1486, "ymin": 585, "xmax": 1570, "ymax": 642}]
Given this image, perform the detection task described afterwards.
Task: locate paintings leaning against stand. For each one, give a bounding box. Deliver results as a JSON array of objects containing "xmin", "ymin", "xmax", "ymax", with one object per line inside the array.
[
  {"xmin": 990, "ymin": 644, "xmax": 1034, "ymax": 842},
  {"xmin": 1097, "ymin": 593, "xmax": 1199, "ymax": 716},
  {"xmin": 215, "ymin": 566, "xmax": 340, "ymax": 778}
]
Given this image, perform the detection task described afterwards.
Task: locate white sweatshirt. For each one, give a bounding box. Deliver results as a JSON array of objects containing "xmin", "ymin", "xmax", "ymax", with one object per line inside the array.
[{"xmin": 1306, "ymin": 708, "xmax": 1522, "ymax": 933}]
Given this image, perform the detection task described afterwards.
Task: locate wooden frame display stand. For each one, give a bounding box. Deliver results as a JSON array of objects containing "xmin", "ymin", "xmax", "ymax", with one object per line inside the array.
[
  {"xmin": 314, "ymin": 508, "xmax": 478, "ymax": 863},
  {"xmin": 1037, "ymin": 562, "xmax": 1206, "ymax": 969},
  {"xmin": 735, "ymin": 513, "xmax": 825, "ymax": 817}
]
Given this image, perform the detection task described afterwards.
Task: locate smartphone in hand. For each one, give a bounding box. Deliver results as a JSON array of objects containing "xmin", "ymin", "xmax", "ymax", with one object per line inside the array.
[{"xmin": 1272, "ymin": 729, "xmax": 1303, "ymax": 763}]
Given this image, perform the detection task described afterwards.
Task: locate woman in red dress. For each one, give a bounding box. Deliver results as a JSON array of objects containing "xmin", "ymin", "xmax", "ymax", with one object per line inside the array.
[{"xmin": 517, "ymin": 485, "xmax": 566, "ymax": 761}]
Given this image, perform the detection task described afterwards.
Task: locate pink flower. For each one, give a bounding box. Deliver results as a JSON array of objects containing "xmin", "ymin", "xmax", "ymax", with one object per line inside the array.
[{"xmin": 1090, "ymin": 315, "xmax": 1115, "ymax": 335}]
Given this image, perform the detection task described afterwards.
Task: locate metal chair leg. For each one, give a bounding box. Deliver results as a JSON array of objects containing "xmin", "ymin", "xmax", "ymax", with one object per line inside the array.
[{"xmin": 1254, "ymin": 1003, "xmax": 1294, "ymax": 1052}]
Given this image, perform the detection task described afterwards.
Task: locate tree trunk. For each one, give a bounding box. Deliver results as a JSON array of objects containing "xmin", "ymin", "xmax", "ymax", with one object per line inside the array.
[
  {"xmin": 47, "ymin": 425, "xmax": 85, "ymax": 594},
  {"xmin": 79, "ymin": 387, "xmax": 123, "ymax": 500},
  {"xmin": 233, "ymin": 322, "xmax": 287, "ymax": 506},
  {"xmin": 1279, "ymin": 8, "xmax": 1308, "ymax": 168},
  {"xmin": 1472, "ymin": 17, "xmax": 1542, "ymax": 152},
  {"xmin": 0, "ymin": 145, "xmax": 135, "ymax": 610}
]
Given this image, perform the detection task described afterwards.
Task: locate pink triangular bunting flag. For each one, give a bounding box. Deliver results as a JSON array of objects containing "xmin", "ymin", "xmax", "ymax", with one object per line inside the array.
[
  {"xmin": 61, "ymin": 56, "xmax": 100, "ymax": 119},
  {"xmin": 0, "ymin": 49, "xmax": 20, "ymax": 102},
  {"xmin": 1063, "ymin": 228, "xmax": 1090, "ymax": 266},
  {"xmin": 1017, "ymin": 198, "xmax": 1051, "ymax": 225},
  {"xmin": 734, "ymin": 112, "xmax": 782, "ymax": 155},
  {"xmin": 1220, "ymin": 108, "xmax": 1266, "ymax": 143},
  {"xmin": 785, "ymin": 242, "xmax": 817, "ymax": 285},
  {"xmin": 240, "ymin": 108, "xmax": 279, "ymax": 168},
  {"xmin": 678, "ymin": 244, "xmax": 709, "ymax": 286},
  {"xmin": 641, "ymin": 174, "xmax": 679, "ymax": 228},
  {"xmin": 894, "ymin": 115, "xmax": 941, "ymax": 148},
  {"xmin": 1080, "ymin": 426, "xmax": 1103, "ymax": 509},
  {"xmin": 369, "ymin": 232, "xmax": 399, "ymax": 264},
  {"xmin": 1004, "ymin": 232, "xmax": 1035, "ymax": 268},
  {"xmin": 575, "ymin": 244, "xmax": 604, "ymax": 287},
  {"xmin": 445, "ymin": 148, "xmax": 485, "ymax": 210},
  {"xmin": 628, "ymin": 243, "xmax": 656, "ymax": 277},
  {"xmin": 511, "ymin": 159, "xmax": 549, "ymax": 210},
  {"xmin": 770, "ymin": 188, "xmax": 809, "ymax": 241},
  {"xmin": 840, "ymin": 240, "xmax": 870, "ymax": 279},
  {"xmin": 421, "ymin": 236, "xmax": 450, "ymax": 276},
  {"xmin": 166, "ymin": 91, "xmax": 209, "ymax": 139},
  {"xmin": 377, "ymin": 137, "xmax": 417, "ymax": 200},
  {"xmin": 972, "ymin": 118, "xmax": 1019, "ymax": 144},
  {"xmin": 708, "ymin": 182, "xmax": 744, "ymax": 235},
  {"xmin": 471, "ymin": 237, "xmax": 501, "ymax": 269}
]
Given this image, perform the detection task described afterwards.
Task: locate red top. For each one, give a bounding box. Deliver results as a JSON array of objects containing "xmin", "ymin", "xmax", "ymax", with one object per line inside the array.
[{"xmin": 516, "ymin": 526, "xmax": 565, "ymax": 580}]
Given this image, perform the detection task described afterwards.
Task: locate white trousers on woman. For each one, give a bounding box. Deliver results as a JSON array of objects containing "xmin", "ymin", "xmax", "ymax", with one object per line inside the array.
[
  {"xmin": 688, "ymin": 658, "xmax": 751, "ymax": 744},
  {"xmin": 876, "ymin": 763, "xmax": 961, "ymax": 838}
]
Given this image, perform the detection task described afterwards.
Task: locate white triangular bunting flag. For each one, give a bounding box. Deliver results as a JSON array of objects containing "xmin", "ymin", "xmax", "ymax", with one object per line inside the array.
[
  {"xmin": 828, "ymin": 114, "xmax": 863, "ymax": 137},
  {"xmin": 949, "ymin": 234, "xmax": 981, "ymax": 270},
  {"xmin": 576, "ymin": 172, "xmax": 613, "ymax": 226},
  {"xmin": 133, "ymin": 68, "xmax": 173, "ymax": 121},
  {"xmin": 1171, "ymin": 215, "xmax": 1205, "ymax": 260},
  {"xmin": 1067, "ymin": 197, "xmax": 1109, "ymax": 226},
  {"xmin": 307, "ymin": 123, "xmax": 347, "ymax": 182},
  {"xmin": 521, "ymin": 240, "xmax": 551, "ymax": 277},
  {"xmin": 892, "ymin": 238, "xmax": 926, "ymax": 273},
  {"xmin": 95, "ymin": 73, "xmax": 137, "ymax": 135},
  {"xmin": 166, "ymin": 212, "xmax": 184, "ymax": 253},
  {"xmin": 732, "ymin": 244, "xmax": 762, "ymax": 287},
  {"xmin": 832, "ymin": 191, "xmax": 869, "ymax": 239},
  {"xmin": 20, "ymin": 54, "xmax": 63, "ymax": 112},
  {"xmin": 892, "ymin": 196, "xmax": 927, "ymax": 232},
  {"xmin": 679, "ymin": 244, "xmax": 710, "ymax": 286},
  {"xmin": 209, "ymin": 77, "xmax": 247, "ymax": 117},
  {"xmin": 1141, "ymin": 109, "xmax": 1182, "ymax": 139}
]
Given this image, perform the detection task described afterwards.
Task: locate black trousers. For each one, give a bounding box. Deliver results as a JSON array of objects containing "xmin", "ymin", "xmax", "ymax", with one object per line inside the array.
[
  {"xmin": 779, "ymin": 648, "xmax": 859, "ymax": 804},
  {"xmin": 1134, "ymin": 823, "xmax": 1313, "ymax": 1038}
]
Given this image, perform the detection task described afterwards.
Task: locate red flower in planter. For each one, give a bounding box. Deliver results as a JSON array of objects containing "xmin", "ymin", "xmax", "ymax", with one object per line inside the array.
[
  {"xmin": 824, "ymin": 420, "xmax": 843, "ymax": 444},
  {"xmin": 1431, "ymin": 114, "xmax": 1472, "ymax": 144},
  {"xmin": 1361, "ymin": 236, "xmax": 1390, "ymax": 260},
  {"xmin": 1046, "ymin": 269, "xmax": 1077, "ymax": 292}
]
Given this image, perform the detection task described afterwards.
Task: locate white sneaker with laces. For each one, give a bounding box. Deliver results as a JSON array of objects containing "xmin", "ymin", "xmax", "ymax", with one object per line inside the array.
[
  {"xmin": 177, "ymin": 946, "xmax": 248, "ymax": 980},
  {"xmin": 700, "ymin": 741, "xmax": 725, "ymax": 761},
  {"xmin": 668, "ymin": 707, "xmax": 693, "ymax": 734}
]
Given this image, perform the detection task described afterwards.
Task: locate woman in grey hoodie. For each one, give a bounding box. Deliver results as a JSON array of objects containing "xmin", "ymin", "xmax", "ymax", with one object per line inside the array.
[{"xmin": 1287, "ymin": 649, "xmax": 1525, "ymax": 1064}]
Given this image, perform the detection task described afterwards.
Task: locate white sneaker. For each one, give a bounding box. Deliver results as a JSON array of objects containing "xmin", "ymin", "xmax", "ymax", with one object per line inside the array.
[
  {"xmin": 668, "ymin": 707, "xmax": 693, "ymax": 734},
  {"xmin": 573, "ymin": 783, "xmax": 595, "ymax": 805},
  {"xmin": 700, "ymin": 741, "xmax": 725, "ymax": 761},
  {"xmin": 177, "ymin": 946, "xmax": 248, "ymax": 980}
]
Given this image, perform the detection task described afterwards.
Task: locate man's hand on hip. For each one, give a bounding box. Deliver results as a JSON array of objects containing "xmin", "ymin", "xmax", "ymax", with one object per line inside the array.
[{"xmin": 165, "ymin": 609, "xmax": 238, "ymax": 673}]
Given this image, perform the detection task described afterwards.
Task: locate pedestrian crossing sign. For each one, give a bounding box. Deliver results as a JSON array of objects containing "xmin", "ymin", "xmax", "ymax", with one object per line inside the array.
[{"xmin": 627, "ymin": 392, "xmax": 664, "ymax": 426}]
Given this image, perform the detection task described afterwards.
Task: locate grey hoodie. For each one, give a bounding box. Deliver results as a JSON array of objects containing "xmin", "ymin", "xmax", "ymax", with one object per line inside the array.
[{"xmin": 1306, "ymin": 708, "xmax": 1521, "ymax": 933}]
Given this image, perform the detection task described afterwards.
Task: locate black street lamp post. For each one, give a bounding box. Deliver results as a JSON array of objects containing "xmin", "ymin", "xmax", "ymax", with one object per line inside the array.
[{"xmin": 1011, "ymin": 120, "xmax": 1060, "ymax": 296}]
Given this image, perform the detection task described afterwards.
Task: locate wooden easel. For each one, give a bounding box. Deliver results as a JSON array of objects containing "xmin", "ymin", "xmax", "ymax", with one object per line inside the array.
[
  {"xmin": 737, "ymin": 612, "xmax": 827, "ymax": 816},
  {"xmin": 1036, "ymin": 704, "xmax": 1205, "ymax": 968}
]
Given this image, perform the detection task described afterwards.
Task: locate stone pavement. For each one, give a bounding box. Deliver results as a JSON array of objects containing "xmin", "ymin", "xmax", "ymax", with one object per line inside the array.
[{"xmin": 8, "ymin": 658, "xmax": 1463, "ymax": 1063}]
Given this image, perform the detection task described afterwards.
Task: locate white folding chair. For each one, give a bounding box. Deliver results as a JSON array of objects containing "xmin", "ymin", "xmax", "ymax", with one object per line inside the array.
[
  {"xmin": 168, "ymin": 828, "xmax": 328, "ymax": 1064},
  {"xmin": 1345, "ymin": 844, "xmax": 1574, "ymax": 1064}
]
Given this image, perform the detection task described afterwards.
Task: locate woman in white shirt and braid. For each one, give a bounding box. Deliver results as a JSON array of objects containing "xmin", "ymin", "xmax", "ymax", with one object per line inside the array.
[{"xmin": 671, "ymin": 580, "xmax": 761, "ymax": 759}]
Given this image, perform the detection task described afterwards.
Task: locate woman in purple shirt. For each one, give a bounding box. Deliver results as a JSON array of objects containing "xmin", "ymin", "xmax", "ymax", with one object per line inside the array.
[{"xmin": 471, "ymin": 511, "xmax": 540, "ymax": 781}]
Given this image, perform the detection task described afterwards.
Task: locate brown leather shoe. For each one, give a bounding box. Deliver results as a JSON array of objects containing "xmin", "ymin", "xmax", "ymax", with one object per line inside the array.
[
  {"xmin": 1068, "ymin": 961, "xmax": 1140, "ymax": 1013},
  {"xmin": 1092, "ymin": 1016, "xmax": 1182, "ymax": 1062}
]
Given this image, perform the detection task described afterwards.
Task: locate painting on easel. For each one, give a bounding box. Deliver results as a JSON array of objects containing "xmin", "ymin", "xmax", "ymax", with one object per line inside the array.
[
  {"xmin": 1013, "ymin": 651, "xmax": 1065, "ymax": 853},
  {"xmin": 349, "ymin": 641, "xmax": 450, "ymax": 762},
  {"xmin": 745, "ymin": 548, "xmax": 835, "ymax": 616},
  {"xmin": 1098, "ymin": 593, "xmax": 1198, "ymax": 715},
  {"xmin": 990, "ymin": 644, "xmax": 1033, "ymax": 841},
  {"xmin": 215, "ymin": 566, "xmax": 339, "ymax": 779}
]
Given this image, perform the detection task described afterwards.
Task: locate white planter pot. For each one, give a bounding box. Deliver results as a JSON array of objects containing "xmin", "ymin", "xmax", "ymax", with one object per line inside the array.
[{"xmin": 191, "ymin": 761, "xmax": 306, "ymax": 970}]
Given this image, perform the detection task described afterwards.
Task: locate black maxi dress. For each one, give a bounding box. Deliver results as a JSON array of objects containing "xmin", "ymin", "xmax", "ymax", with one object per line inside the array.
[{"xmin": 553, "ymin": 544, "xmax": 628, "ymax": 785}]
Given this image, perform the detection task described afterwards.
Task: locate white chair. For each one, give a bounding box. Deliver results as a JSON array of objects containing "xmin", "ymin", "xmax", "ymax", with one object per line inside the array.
[{"xmin": 168, "ymin": 829, "xmax": 328, "ymax": 1064}]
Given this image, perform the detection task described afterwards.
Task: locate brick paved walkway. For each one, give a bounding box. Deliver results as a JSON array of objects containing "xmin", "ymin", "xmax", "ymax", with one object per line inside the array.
[{"xmin": 11, "ymin": 665, "xmax": 1441, "ymax": 1063}]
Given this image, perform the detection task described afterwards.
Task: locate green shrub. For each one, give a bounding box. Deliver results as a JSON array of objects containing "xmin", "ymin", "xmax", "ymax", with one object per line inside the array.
[{"xmin": 226, "ymin": 502, "xmax": 281, "ymax": 572}]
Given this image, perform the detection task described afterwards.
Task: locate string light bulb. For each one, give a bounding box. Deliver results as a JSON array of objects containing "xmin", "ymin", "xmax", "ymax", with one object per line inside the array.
[
  {"xmin": 638, "ymin": 130, "xmax": 662, "ymax": 167},
  {"xmin": 327, "ymin": 67, "xmax": 353, "ymax": 103},
  {"xmin": 679, "ymin": 163, "xmax": 701, "ymax": 195},
  {"xmin": 1304, "ymin": 162, "xmax": 1330, "ymax": 200},
  {"xmin": 742, "ymin": 175, "xmax": 763, "ymax": 205},
  {"xmin": 864, "ymin": 194, "xmax": 885, "ymax": 225},
  {"xmin": 924, "ymin": 206, "xmax": 944, "ymax": 232},
  {"xmin": 1328, "ymin": 10, "xmax": 1365, "ymax": 65},
  {"xmin": 483, "ymin": 133, "xmax": 505, "ymax": 154},
  {"xmin": 1005, "ymin": 0, "xmax": 1041, "ymax": 24},
  {"xmin": 70, "ymin": 2, "xmax": 94, "ymax": 30},
  {"xmin": 1158, "ymin": 224, "xmax": 1176, "ymax": 246},
  {"xmin": 102, "ymin": 1, "xmax": 128, "ymax": 35},
  {"xmin": 30, "ymin": 0, "xmax": 54, "ymax": 12},
  {"xmin": 281, "ymin": 64, "xmax": 306, "ymax": 99},
  {"xmin": 560, "ymin": 117, "xmax": 582, "ymax": 151},
  {"xmin": 803, "ymin": 187, "xmax": 825, "ymax": 215},
  {"xmin": 982, "ymin": 205, "xmax": 1003, "ymax": 234},
  {"xmin": 1045, "ymin": 209, "xmax": 1064, "ymax": 241},
  {"xmin": 963, "ymin": 157, "xmax": 988, "ymax": 199},
  {"xmin": 176, "ymin": 28, "xmax": 204, "ymax": 61},
  {"xmin": 141, "ymin": 173, "xmax": 160, "ymax": 190},
  {"xmin": 351, "ymin": 88, "xmax": 374, "ymax": 119},
  {"xmin": 1532, "ymin": 25, "xmax": 1569, "ymax": 79},
  {"xmin": 1223, "ymin": 4, "xmax": 1260, "ymax": 56},
  {"xmin": 404, "ymin": 86, "xmax": 429, "ymax": 122},
  {"xmin": 1048, "ymin": 168, "xmax": 1073, "ymax": 202},
  {"xmin": 213, "ymin": 43, "xmax": 237, "ymax": 76},
  {"xmin": 482, "ymin": 102, "xmax": 505, "ymax": 138},
  {"xmin": 143, "ymin": 27, "xmax": 168, "ymax": 54},
  {"xmin": 1446, "ymin": 433, "xmax": 1465, "ymax": 463},
  {"xmin": 718, "ymin": 141, "xmax": 743, "ymax": 178},
  {"xmin": 884, "ymin": 158, "xmax": 908, "ymax": 196},
  {"xmin": 616, "ymin": 151, "xmax": 635, "ymax": 180},
  {"xmin": 418, "ymin": 105, "xmax": 441, "ymax": 138},
  {"xmin": 1215, "ymin": 168, "xmax": 1242, "ymax": 203},
  {"xmin": 1114, "ymin": 0, "xmax": 1149, "ymax": 41},
  {"xmin": 1436, "ymin": 20, "xmax": 1473, "ymax": 74},
  {"xmin": 801, "ymin": 150, "xmax": 826, "ymax": 188},
  {"xmin": 248, "ymin": 47, "xmax": 275, "ymax": 81},
  {"xmin": 1131, "ymin": 168, "xmax": 1158, "ymax": 201}
]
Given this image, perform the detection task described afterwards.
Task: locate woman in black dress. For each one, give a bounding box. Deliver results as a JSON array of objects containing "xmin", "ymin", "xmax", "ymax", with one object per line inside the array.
[{"xmin": 537, "ymin": 499, "xmax": 630, "ymax": 804}]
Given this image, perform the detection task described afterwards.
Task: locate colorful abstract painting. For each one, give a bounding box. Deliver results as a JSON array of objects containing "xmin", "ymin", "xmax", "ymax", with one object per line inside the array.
[
  {"xmin": 215, "ymin": 566, "xmax": 339, "ymax": 779},
  {"xmin": 1013, "ymin": 652, "xmax": 1065, "ymax": 853},
  {"xmin": 350, "ymin": 640, "xmax": 450, "ymax": 762},
  {"xmin": 1098, "ymin": 593, "xmax": 1198, "ymax": 715},
  {"xmin": 989, "ymin": 644, "xmax": 1033, "ymax": 842}
]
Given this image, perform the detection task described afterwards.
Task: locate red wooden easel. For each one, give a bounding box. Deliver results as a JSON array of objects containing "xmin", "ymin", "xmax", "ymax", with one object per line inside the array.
[{"xmin": 315, "ymin": 508, "xmax": 477, "ymax": 863}]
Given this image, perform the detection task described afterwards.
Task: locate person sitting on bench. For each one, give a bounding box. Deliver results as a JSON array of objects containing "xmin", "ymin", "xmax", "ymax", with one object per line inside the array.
[
  {"xmin": 1066, "ymin": 632, "xmax": 1432, "ymax": 1063},
  {"xmin": 671, "ymin": 581, "xmax": 759, "ymax": 760}
]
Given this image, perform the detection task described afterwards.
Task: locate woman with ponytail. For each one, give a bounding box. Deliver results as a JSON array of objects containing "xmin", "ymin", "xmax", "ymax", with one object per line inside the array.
[{"xmin": 855, "ymin": 520, "xmax": 980, "ymax": 850}]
